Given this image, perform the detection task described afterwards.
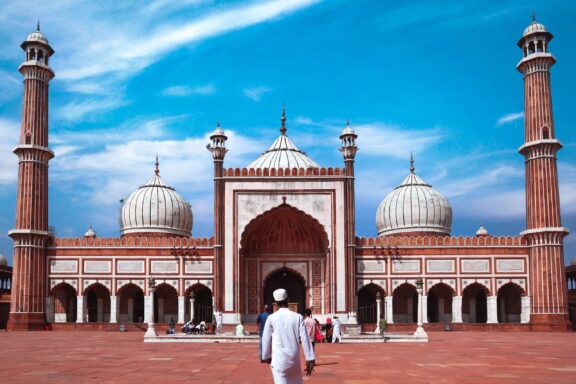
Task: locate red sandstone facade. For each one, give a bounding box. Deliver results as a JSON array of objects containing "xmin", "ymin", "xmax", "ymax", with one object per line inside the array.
[{"xmin": 7, "ymin": 20, "xmax": 571, "ymax": 331}]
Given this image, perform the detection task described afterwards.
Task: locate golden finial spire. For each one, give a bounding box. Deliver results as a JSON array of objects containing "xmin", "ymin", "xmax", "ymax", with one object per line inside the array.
[
  {"xmin": 410, "ymin": 152, "xmax": 415, "ymax": 174},
  {"xmin": 532, "ymin": 10, "xmax": 536, "ymax": 22},
  {"xmin": 37, "ymin": 20, "xmax": 40, "ymax": 32},
  {"xmin": 155, "ymin": 154, "xmax": 159, "ymax": 175},
  {"xmin": 280, "ymin": 104, "xmax": 287, "ymax": 135}
]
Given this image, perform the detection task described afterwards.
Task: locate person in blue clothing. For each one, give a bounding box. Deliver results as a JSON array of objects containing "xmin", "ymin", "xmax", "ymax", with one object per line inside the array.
[{"xmin": 257, "ymin": 304, "xmax": 271, "ymax": 362}]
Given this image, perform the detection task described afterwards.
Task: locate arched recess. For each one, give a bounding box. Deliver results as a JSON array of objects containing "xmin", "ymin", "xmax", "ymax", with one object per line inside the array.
[
  {"xmin": 427, "ymin": 283, "xmax": 454, "ymax": 323},
  {"xmin": 263, "ymin": 268, "xmax": 307, "ymax": 314},
  {"xmin": 84, "ymin": 283, "xmax": 110, "ymax": 323},
  {"xmin": 154, "ymin": 283, "xmax": 178, "ymax": 323},
  {"xmin": 51, "ymin": 283, "xmax": 77, "ymax": 323},
  {"xmin": 357, "ymin": 283, "xmax": 385, "ymax": 326},
  {"xmin": 497, "ymin": 283, "xmax": 524, "ymax": 323},
  {"xmin": 393, "ymin": 283, "xmax": 417, "ymax": 324},
  {"xmin": 117, "ymin": 283, "xmax": 144, "ymax": 323},
  {"xmin": 240, "ymin": 203, "xmax": 329, "ymax": 315},
  {"xmin": 185, "ymin": 283, "xmax": 213, "ymax": 324},
  {"xmin": 462, "ymin": 283, "xmax": 489, "ymax": 323}
]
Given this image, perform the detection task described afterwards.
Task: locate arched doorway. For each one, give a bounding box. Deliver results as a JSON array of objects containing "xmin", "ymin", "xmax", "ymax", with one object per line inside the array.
[
  {"xmin": 118, "ymin": 283, "xmax": 144, "ymax": 323},
  {"xmin": 186, "ymin": 284, "xmax": 213, "ymax": 324},
  {"xmin": 462, "ymin": 283, "xmax": 488, "ymax": 323},
  {"xmin": 84, "ymin": 283, "xmax": 110, "ymax": 323},
  {"xmin": 357, "ymin": 284, "xmax": 385, "ymax": 331},
  {"xmin": 497, "ymin": 283, "xmax": 523, "ymax": 323},
  {"xmin": 154, "ymin": 283, "xmax": 178, "ymax": 323},
  {"xmin": 393, "ymin": 283, "xmax": 417, "ymax": 323},
  {"xmin": 51, "ymin": 283, "xmax": 77, "ymax": 323},
  {"xmin": 264, "ymin": 269, "xmax": 306, "ymax": 314},
  {"xmin": 240, "ymin": 203, "xmax": 329, "ymax": 316},
  {"xmin": 427, "ymin": 283, "xmax": 453, "ymax": 323}
]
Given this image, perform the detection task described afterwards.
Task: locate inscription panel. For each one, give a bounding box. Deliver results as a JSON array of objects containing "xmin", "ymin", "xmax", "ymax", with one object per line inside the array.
[
  {"xmin": 496, "ymin": 259, "xmax": 525, "ymax": 273},
  {"xmin": 85, "ymin": 260, "xmax": 111, "ymax": 273},
  {"xmin": 427, "ymin": 260, "xmax": 454, "ymax": 273},
  {"xmin": 392, "ymin": 260, "xmax": 420, "ymax": 273},
  {"xmin": 151, "ymin": 260, "xmax": 178, "ymax": 274},
  {"xmin": 117, "ymin": 260, "xmax": 145, "ymax": 274},
  {"xmin": 50, "ymin": 260, "xmax": 78, "ymax": 274},
  {"xmin": 185, "ymin": 261, "xmax": 212, "ymax": 274},
  {"xmin": 461, "ymin": 260, "xmax": 490, "ymax": 273},
  {"xmin": 357, "ymin": 260, "xmax": 386, "ymax": 273}
]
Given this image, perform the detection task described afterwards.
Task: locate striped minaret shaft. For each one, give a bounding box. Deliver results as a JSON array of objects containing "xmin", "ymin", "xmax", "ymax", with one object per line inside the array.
[
  {"xmin": 8, "ymin": 26, "xmax": 55, "ymax": 330},
  {"xmin": 517, "ymin": 19, "xmax": 569, "ymax": 327}
]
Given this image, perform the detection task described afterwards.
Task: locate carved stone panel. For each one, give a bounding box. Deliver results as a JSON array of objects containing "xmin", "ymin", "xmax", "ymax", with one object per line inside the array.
[
  {"xmin": 185, "ymin": 261, "xmax": 212, "ymax": 274},
  {"xmin": 117, "ymin": 260, "xmax": 145, "ymax": 274},
  {"xmin": 50, "ymin": 260, "xmax": 77, "ymax": 274},
  {"xmin": 427, "ymin": 260, "xmax": 454, "ymax": 273},
  {"xmin": 496, "ymin": 259, "xmax": 524, "ymax": 273},
  {"xmin": 392, "ymin": 260, "xmax": 420, "ymax": 273},
  {"xmin": 151, "ymin": 260, "xmax": 178, "ymax": 274},
  {"xmin": 357, "ymin": 259, "xmax": 386, "ymax": 273},
  {"xmin": 85, "ymin": 260, "xmax": 111, "ymax": 273},
  {"xmin": 461, "ymin": 260, "xmax": 490, "ymax": 273}
]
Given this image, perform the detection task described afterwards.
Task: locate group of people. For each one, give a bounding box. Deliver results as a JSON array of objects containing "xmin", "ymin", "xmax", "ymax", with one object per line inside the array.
[{"xmin": 256, "ymin": 289, "xmax": 344, "ymax": 384}]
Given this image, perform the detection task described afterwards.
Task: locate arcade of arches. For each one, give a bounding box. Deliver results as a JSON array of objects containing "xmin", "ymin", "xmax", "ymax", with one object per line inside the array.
[
  {"xmin": 354, "ymin": 282, "xmax": 527, "ymax": 326},
  {"xmin": 240, "ymin": 204, "xmax": 328, "ymax": 316}
]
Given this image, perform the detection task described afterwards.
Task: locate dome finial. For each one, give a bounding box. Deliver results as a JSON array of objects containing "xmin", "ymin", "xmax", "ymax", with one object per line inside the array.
[
  {"xmin": 155, "ymin": 154, "xmax": 159, "ymax": 175},
  {"xmin": 410, "ymin": 152, "xmax": 415, "ymax": 174},
  {"xmin": 37, "ymin": 20, "xmax": 40, "ymax": 32},
  {"xmin": 531, "ymin": 10, "xmax": 536, "ymax": 22},
  {"xmin": 280, "ymin": 104, "xmax": 287, "ymax": 135}
]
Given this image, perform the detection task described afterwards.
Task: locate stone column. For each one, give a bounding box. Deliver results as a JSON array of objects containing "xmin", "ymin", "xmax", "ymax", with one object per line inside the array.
[
  {"xmin": 452, "ymin": 296, "xmax": 463, "ymax": 323},
  {"xmin": 145, "ymin": 286, "xmax": 157, "ymax": 337},
  {"xmin": 521, "ymin": 296, "xmax": 531, "ymax": 324},
  {"xmin": 414, "ymin": 282, "xmax": 428, "ymax": 339},
  {"xmin": 422, "ymin": 296, "xmax": 428, "ymax": 324},
  {"xmin": 76, "ymin": 295, "xmax": 84, "ymax": 323},
  {"xmin": 110, "ymin": 295, "xmax": 118, "ymax": 324},
  {"xmin": 190, "ymin": 294, "xmax": 196, "ymax": 322},
  {"xmin": 177, "ymin": 296, "xmax": 185, "ymax": 324},
  {"xmin": 374, "ymin": 293, "xmax": 382, "ymax": 334},
  {"xmin": 45, "ymin": 296, "xmax": 54, "ymax": 323},
  {"xmin": 487, "ymin": 295, "xmax": 498, "ymax": 324},
  {"xmin": 385, "ymin": 296, "xmax": 393, "ymax": 324},
  {"xmin": 144, "ymin": 296, "xmax": 150, "ymax": 323}
]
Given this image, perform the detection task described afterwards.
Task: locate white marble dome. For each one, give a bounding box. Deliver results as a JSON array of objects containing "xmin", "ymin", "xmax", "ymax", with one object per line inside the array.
[
  {"xmin": 248, "ymin": 109, "xmax": 320, "ymax": 170},
  {"xmin": 26, "ymin": 30, "xmax": 49, "ymax": 45},
  {"xmin": 119, "ymin": 162, "xmax": 192, "ymax": 237},
  {"xmin": 84, "ymin": 225, "xmax": 97, "ymax": 238},
  {"xmin": 523, "ymin": 21, "xmax": 548, "ymax": 37},
  {"xmin": 376, "ymin": 161, "xmax": 452, "ymax": 236},
  {"xmin": 0, "ymin": 254, "xmax": 7, "ymax": 267}
]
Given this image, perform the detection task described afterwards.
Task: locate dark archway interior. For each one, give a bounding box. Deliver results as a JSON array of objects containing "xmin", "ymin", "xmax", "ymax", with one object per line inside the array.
[
  {"xmin": 427, "ymin": 284, "xmax": 453, "ymax": 323},
  {"xmin": 118, "ymin": 284, "xmax": 144, "ymax": 323},
  {"xmin": 264, "ymin": 269, "xmax": 306, "ymax": 314},
  {"xmin": 52, "ymin": 283, "xmax": 77, "ymax": 323},
  {"xmin": 462, "ymin": 284, "xmax": 487, "ymax": 323},
  {"xmin": 498, "ymin": 283, "xmax": 523, "ymax": 323},
  {"xmin": 86, "ymin": 284, "xmax": 110, "ymax": 323},
  {"xmin": 357, "ymin": 284, "xmax": 383, "ymax": 324},
  {"xmin": 393, "ymin": 284, "xmax": 418, "ymax": 323},
  {"xmin": 193, "ymin": 286, "xmax": 213, "ymax": 323}
]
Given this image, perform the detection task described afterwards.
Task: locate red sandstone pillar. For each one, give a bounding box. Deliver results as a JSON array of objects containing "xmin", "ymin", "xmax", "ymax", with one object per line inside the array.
[
  {"xmin": 8, "ymin": 25, "xmax": 55, "ymax": 330},
  {"xmin": 340, "ymin": 122, "xmax": 358, "ymax": 322},
  {"xmin": 207, "ymin": 123, "xmax": 228, "ymax": 313},
  {"xmin": 517, "ymin": 18, "xmax": 570, "ymax": 329}
]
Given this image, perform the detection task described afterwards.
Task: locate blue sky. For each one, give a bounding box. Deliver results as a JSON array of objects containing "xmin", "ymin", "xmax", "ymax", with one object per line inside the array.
[{"xmin": 0, "ymin": 0, "xmax": 575, "ymax": 265}]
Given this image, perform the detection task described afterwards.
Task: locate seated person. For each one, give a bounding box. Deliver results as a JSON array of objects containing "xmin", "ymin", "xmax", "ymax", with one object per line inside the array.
[{"xmin": 236, "ymin": 320, "xmax": 245, "ymax": 336}]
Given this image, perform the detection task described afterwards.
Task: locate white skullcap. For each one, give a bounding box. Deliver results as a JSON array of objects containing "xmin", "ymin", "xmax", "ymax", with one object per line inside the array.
[{"xmin": 273, "ymin": 288, "xmax": 288, "ymax": 302}]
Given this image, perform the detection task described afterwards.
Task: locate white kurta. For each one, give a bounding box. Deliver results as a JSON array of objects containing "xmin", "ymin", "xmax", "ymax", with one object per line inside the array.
[
  {"xmin": 262, "ymin": 308, "xmax": 315, "ymax": 384},
  {"xmin": 332, "ymin": 318, "xmax": 341, "ymax": 342}
]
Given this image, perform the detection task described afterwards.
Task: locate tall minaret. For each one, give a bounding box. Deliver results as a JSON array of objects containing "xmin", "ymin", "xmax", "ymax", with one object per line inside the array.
[
  {"xmin": 517, "ymin": 16, "xmax": 570, "ymax": 328},
  {"xmin": 207, "ymin": 122, "xmax": 227, "ymax": 313},
  {"xmin": 340, "ymin": 121, "xmax": 358, "ymax": 322},
  {"xmin": 8, "ymin": 24, "xmax": 55, "ymax": 330}
]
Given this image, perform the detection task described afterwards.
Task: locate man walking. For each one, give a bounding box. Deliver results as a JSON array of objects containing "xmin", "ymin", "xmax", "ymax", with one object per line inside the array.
[
  {"xmin": 332, "ymin": 316, "xmax": 342, "ymax": 343},
  {"xmin": 257, "ymin": 304, "xmax": 271, "ymax": 362},
  {"xmin": 262, "ymin": 289, "xmax": 315, "ymax": 384},
  {"xmin": 303, "ymin": 308, "xmax": 317, "ymax": 349}
]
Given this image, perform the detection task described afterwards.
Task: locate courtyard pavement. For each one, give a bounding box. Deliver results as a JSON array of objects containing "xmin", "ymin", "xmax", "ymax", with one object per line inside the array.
[{"xmin": 0, "ymin": 331, "xmax": 575, "ymax": 383}]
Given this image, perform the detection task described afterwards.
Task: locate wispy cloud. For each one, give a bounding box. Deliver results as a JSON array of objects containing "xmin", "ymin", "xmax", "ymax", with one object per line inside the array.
[
  {"xmin": 162, "ymin": 84, "xmax": 216, "ymax": 97},
  {"xmin": 440, "ymin": 165, "xmax": 523, "ymax": 198},
  {"xmin": 496, "ymin": 112, "xmax": 524, "ymax": 126},
  {"xmin": 243, "ymin": 86, "xmax": 272, "ymax": 102},
  {"xmin": 54, "ymin": 97, "xmax": 129, "ymax": 122}
]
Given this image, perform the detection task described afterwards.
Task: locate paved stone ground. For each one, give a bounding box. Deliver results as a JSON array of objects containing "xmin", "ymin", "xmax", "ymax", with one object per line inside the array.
[{"xmin": 1, "ymin": 331, "xmax": 575, "ymax": 383}]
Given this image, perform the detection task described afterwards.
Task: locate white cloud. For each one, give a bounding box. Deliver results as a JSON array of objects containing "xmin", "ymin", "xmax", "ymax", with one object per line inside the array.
[
  {"xmin": 243, "ymin": 86, "xmax": 272, "ymax": 102},
  {"xmin": 440, "ymin": 165, "xmax": 523, "ymax": 198},
  {"xmin": 496, "ymin": 112, "xmax": 524, "ymax": 126},
  {"xmin": 354, "ymin": 123, "xmax": 443, "ymax": 159},
  {"xmin": 454, "ymin": 189, "xmax": 526, "ymax": 219},
  {"xmin": 0, "ymin": 118, "xmax": 20, "ymax": 185},
  {"xmin": 162, "ymin": 83, "xmax": 216, "ymax": 97},
  {"xmin": 54, "ymin": 97, "xmax": 129, "ymax": 122}
]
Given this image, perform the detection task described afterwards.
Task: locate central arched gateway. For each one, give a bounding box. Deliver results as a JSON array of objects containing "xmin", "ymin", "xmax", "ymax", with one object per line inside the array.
[
  {"xmin": 240, "ymin": 203, "xmax": 329, "ymax": 319},
  {"xmin": 264, "ymin": 269, "xmax": 306, "ymax": 313}
]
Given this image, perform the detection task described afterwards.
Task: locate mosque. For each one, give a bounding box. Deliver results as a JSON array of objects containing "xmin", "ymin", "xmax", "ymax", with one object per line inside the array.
[{"xmin": 6, "ymin": 18, "xmax": 572, "ymax": 332}]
